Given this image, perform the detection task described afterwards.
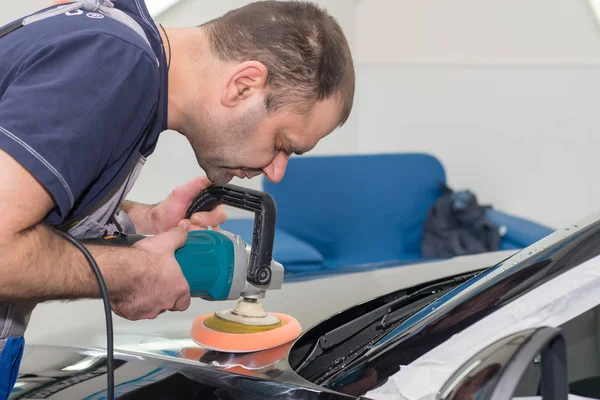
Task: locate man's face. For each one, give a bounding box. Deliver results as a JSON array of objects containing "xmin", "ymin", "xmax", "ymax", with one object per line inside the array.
[{"xmin": 186, "ymin": 93, "xmax": 343, "ymax": 185}]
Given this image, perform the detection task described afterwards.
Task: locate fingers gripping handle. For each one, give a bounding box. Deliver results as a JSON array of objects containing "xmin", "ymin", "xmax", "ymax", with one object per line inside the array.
[{"xmin": 185, "ymin": 184, "xmax": 277, "ymax": 287}]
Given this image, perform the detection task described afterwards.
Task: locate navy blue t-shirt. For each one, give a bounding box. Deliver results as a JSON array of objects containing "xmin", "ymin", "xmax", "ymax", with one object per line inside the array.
[{"xmin": 0, "ymin": 0, "xmax": 168, "ymax": 226}]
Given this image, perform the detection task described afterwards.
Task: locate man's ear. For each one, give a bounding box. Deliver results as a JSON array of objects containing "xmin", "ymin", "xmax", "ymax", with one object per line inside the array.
[{"xmin": 221, "ymin": 61, "xmax": 268, "ymax": 107}]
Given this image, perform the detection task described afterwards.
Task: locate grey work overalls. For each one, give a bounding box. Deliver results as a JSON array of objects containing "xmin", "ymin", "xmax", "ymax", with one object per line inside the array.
[{"xmin": 0, "ymin": 1, "xmax": 155, "ymax": 394}]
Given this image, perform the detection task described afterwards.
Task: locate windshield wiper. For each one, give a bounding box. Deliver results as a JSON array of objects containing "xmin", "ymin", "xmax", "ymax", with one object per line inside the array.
[{"xmin": 293, "ymin": 272, "xmax": 479, "ymax": 384}]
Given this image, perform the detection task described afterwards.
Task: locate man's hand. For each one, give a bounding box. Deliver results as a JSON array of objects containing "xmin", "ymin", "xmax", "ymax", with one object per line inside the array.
[
  {"xmin": 110, "ymin": 225, "xmax": 191, "ymax": 320},
  {"xmin": 122, "ymin": 176, "xmax": 228, "ymax": 235},
  {"xmin": 152, "ymin": 176, "xmax": 228, "ymax": 233}
]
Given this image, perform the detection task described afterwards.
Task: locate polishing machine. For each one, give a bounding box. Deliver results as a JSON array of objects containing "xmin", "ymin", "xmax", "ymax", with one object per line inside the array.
[{"xmin": 95, "ymin": 184, "xmax": 287, "ymax": 325}]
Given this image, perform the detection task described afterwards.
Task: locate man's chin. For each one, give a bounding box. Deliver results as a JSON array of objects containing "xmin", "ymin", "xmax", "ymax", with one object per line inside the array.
[{"xmin": 205, "ymin": 170, "xmax": 234, "ymax": 185}]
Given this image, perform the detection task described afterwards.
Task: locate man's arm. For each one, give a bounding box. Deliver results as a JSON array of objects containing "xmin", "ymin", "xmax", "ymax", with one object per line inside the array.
[
  {"xmin": 120, "ymin": 200, "xmax": 157, "ymax": 235},
  {"xmin": 0, "ymin": 149, "xmax": 191, "ymax": 319},
  {"xmin": 1, "ymin": 222, "xmax": 133, "ymax": 302},
  {"xmin": 0, "ymin": 148, "xmax": 137, "ymax": 302}
]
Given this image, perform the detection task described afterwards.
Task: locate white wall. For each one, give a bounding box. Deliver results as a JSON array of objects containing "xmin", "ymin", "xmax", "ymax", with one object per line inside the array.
[
  {"xmin": 355, "ymin": 0, "xmax": 600, "ymax": 64},
  {"xmin": 351, "ymin": 0, "xmax": 600, "ymax": 228},
  {"xmin": 356, "ymin": 65, "xmax": 600, "ymax": 228}
]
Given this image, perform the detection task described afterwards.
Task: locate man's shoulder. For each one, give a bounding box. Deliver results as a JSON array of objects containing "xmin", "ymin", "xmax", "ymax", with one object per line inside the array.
[{"xmin": 2, "ymin": 7, "xmax": 159, "ymax": 70}]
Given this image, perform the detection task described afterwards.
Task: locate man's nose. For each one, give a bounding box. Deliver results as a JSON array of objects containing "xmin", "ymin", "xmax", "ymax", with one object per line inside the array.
[{"xmin": 262, "ymin": 152, "xmax": 289, "ymax": 183}]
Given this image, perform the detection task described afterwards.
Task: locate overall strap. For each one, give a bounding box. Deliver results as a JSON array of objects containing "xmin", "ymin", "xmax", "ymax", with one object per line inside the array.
[{"xmin": 1, "ymin": 0, "xmax": 157, "ymax": 66}]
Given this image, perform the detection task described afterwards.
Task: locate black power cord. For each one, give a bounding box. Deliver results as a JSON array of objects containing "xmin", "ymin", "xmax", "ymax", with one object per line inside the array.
[{"xmin": 53, "ymin": 228, "xmax": 114, "ymax": 400}]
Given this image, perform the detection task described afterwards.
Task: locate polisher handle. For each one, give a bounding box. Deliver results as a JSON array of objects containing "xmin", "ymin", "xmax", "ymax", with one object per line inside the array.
[{"xmin": 185, "ymin": 184, "xmax": 277, "ymax": 287}]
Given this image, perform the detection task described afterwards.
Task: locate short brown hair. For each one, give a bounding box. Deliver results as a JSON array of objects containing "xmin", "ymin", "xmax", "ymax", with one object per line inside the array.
[{"xmin": 202, "ymin": 1, "xmax": 355, "ymax": 126}]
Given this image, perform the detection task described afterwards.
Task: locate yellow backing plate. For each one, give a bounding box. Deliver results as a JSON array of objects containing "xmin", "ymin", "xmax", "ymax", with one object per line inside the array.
[{"xmin": 203, "ymin": 314, "xmax": 284, "ymax": 334}]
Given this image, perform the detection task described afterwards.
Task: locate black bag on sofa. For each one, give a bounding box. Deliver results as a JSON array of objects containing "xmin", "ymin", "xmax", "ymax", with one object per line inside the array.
[{"xmin": 421, "ymin": 183, "xmax": 502, "ymax": 258}]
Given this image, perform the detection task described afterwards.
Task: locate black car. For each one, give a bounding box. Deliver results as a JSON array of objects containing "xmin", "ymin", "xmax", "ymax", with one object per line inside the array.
[{"xmin": 11, "ymin": 210, "xmax": 600, "ymax": 399}]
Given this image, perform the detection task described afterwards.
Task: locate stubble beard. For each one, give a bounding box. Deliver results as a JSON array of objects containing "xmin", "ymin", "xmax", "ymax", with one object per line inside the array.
[
  {"xmin": 187, "ymin": 129, "xmax": 235, "ymax": 185},
  {"xmin": 184, "ymin": 107, "xmax": 242, "ymax": 185},
  {"xmin": 184, "ymin": 100, "xmax": 267, "ymax": 185}
]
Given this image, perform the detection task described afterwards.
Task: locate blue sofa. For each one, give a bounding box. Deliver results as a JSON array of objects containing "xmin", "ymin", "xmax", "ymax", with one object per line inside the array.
[{"xmin": 221, "ymin": 153, "xmax": 555, "ymax": 280}]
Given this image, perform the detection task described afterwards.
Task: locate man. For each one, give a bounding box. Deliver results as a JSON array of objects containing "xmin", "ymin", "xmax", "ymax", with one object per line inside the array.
[{"xmin": 0, "ymin": 0, "xmax": 354, "ymax": 394}]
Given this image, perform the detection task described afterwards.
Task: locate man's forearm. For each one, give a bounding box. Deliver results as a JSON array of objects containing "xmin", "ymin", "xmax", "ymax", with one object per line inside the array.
[
  {"xmin": 121, "ymin": 200, "xmax": 157, "ymax": 235},
  {"xmin": 0, "ymin": 223, "xmax": 141, "ymax": 303}
]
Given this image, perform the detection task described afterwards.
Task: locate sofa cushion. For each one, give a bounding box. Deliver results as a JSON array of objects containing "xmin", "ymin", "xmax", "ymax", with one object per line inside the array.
[
  {"xmin": 262, "ymin": 153, "xmax": 447, "ymax": 265},
  {"xmin": 220, "ymin": 219, "xmax": 325, "ymax": 272}
]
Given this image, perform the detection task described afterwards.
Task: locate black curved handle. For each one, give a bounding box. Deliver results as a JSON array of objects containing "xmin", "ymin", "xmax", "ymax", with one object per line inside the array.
[{"xmin": 185, "ymin": 184, "xmax": 276, "ymax": 286}]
